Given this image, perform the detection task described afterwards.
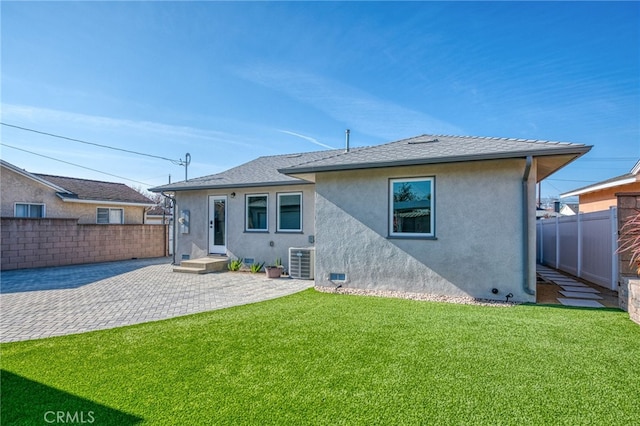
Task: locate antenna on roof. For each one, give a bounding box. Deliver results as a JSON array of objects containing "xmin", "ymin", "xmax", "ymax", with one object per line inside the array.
[{"xmin": 345, "ymin": 129, "xmax": 350, "ymax": 153}]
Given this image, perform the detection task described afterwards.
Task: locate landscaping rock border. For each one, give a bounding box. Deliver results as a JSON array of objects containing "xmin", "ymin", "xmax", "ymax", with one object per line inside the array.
[{"xmin": 314, "ymin": 286, "xmax": 518, "ymax": 307}]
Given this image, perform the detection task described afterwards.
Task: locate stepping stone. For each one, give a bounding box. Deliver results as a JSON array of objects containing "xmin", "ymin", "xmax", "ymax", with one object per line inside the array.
[
  {"xmin": 560, "ymin": 286, "xmax": 599, "ymax": 293},
  {"xmin": 554, "ymin": 279, "xmax": 585, "ymax": 286},
  {"xmin": 559, "ymin": 291, "xmax": 603, "ymax": 299},
  {"xmin": 557, "ymin": 298, "xmax": 605, "ymax": 308}
]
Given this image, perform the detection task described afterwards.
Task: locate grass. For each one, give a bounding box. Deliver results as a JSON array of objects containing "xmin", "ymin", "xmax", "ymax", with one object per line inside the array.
[{"xmin": 2, "ymin": 289, "xmax": 639, "ymax": 425}]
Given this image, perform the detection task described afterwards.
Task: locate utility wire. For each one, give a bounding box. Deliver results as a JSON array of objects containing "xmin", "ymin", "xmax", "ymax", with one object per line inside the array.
[
  {"xmin": 1, "ymin": 122, "xmax": 185, "ymax": 165},
  {"xmin": 1, "ymin": 142, "xmax": 154, "ymax": 187}
]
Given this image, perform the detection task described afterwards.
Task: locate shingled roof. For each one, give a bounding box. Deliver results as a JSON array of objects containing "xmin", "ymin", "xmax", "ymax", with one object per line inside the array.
[
  {"xmin": 279, "ymin": 134, "xmax": 591, "ymax": 176},
  {"xmin": 151, "ymin": 134, "xmax": 591, "ymax": 192},
  {"xmin": 561, "ymin": 158, "xmax": 640, "ymax": 198},
  {"xmin": 34, "ymin": 174, "xmax": 154, "ymax": 205},
  {"xmin": 150, "ymin": 148, "xmax": 365, "ymax": 192}
]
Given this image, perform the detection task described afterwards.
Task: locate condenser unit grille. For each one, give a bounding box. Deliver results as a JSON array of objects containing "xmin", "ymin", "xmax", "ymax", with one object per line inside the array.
[{"xmin": 289, "ymin": 247, "xmax": 315, "ymax": 280}]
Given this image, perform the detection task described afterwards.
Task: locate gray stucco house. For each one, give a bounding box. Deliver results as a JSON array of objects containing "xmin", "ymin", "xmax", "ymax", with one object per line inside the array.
[{"xmin": 151, "ymin": 134, "xmax": 591, "ymax": 303}]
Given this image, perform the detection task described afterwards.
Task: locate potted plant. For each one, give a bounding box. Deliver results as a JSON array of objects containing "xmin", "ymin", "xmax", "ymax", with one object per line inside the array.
[{"xmin": 265, "ymin": 257, "xmax": 284, "ymax": 278}]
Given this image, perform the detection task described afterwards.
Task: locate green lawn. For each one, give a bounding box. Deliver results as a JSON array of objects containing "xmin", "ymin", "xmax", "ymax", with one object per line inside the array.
[{"xmin": 2, "ymin": 289, "xmax": 639, "ymax": 425}]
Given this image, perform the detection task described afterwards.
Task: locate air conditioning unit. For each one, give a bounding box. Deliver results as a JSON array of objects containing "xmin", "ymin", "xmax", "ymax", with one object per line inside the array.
[{"xmin": 288, "ymin": 247, "xmax": 315, "ymax": 280}]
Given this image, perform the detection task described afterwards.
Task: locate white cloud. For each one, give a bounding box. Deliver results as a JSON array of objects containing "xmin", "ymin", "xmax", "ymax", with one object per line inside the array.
[
  {"xmin": 240, "ymin": 66, "xmax": 463, "ymax": 140},
  {"xmin": 0, "ymin": 104, "xmax": 257, "ymax": 148},
  {"xmin": 277, "ymin": 129, "xmax": 336, "ymax": 150}
]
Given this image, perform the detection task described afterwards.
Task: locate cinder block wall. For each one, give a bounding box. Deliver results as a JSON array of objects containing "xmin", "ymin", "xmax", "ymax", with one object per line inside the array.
[
  {"xmin": 1, "ymin": 218, "xmax": 168, "ymax": 270},
  {"xmin": 617, "ymin": 192, "xmax": 640, "ymax": 324}
]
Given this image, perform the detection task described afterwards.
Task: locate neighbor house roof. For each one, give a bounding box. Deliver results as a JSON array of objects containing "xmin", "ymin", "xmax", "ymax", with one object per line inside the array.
[
  {"xmin": 150, "ymin": 134, "xmax": 591, "ymax": 192},
  {"xmin": 279, "ymin": 134, "xmax": 591, "ymax": 178},
  {"xmin": 560, "ymin": 159, "xmax": 640, "ymax": 198},
  {"xmin": 146, "ymin": 205, "xmax": 172, "ymax": 216},
  {"xmin": 1, "ymin": 159, "xmax": 71, "ymax": 194},
  {"xmin": 33, "ymin": 174, "xmax": 155, "ymax": 206}
]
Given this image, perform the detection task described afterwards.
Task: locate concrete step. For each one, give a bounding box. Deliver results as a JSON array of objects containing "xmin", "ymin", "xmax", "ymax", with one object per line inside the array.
[
  {"xmin": 173, "ymin": 266, "xmax": 210, "ymax": 274},
  {"xmin": 173, "ymin": 257, "xmax": 228, "ymax": 274}
]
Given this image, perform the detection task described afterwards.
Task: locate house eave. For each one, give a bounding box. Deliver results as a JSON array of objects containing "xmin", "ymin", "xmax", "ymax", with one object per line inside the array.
[
  {"xmin": 279, "ymin": 147, "xmax": 591, "ymax": 176},
  {"xmin": 560, "ymin": 176, "xmax": 637, "ymax": 198},
  {"xmin": 57, "ymin": 196, "xmax": 156, "ymax": 208},
  {"xmin": 1, "ymin": 160, "xmax": 72, "ymax": 194},
  {"xmin": 149, "ymin": 179, "xmax": 314, "ymax": 193}
]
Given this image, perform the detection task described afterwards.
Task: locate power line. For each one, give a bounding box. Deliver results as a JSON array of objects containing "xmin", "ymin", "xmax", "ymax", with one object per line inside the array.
[
  {"xmin": 1, "ymin": 122, "xmax": 184, "ymax": 165},
  {"xmin": 546, "ymin": 178, "xmax": 597, "ymax": 183},
  {"xmin": 1, "ymin": 142, "xmax": 154, "ymax": 187}
]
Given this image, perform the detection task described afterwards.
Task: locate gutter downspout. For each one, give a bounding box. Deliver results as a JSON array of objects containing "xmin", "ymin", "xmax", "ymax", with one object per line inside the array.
[
  {"xmin": 522, "ymin": 156, "xmax": 535, "ymax": 295},
  {"xmin": 162, "ymin": 191, "xmax": 177, "ymax": 265}
]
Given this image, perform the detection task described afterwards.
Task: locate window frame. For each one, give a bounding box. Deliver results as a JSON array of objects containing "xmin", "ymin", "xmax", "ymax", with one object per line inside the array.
[
  {"xmin": 245, "ymin": 193, "xmax": 269, "ymax": 232},
  {"xmin": 14, "ymin": 203, "xmax": 46, "ymax": 218},
  {"xmin": 389, "ymin": 176, "xmax": 435, "ymax": 238},
  {"xmin": 276, "ymin": 191, "xmax": 303, "ymax": 233},
  {"xmin": 96, "ymin": 207, "xmax": 124, "ymax": 224}
]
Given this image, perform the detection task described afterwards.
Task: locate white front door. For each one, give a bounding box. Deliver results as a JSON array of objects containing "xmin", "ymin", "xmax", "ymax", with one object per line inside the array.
[{"xmin": 208, "ymin": 196, "xmax": 227, "ymax": 254}]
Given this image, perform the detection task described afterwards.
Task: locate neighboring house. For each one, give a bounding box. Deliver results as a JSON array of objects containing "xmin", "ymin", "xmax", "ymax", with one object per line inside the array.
[
  {"xmin": 559, "ymin": 203, "xmax": 579, "ymax": 216},
  {"xmin": 1, "ymin": 160, "xmax": 155, "ymax": 223},
  {"xmin": 151, "ymin": 134, "xmax": 590, "ymax": 303},
  {"xmin": 560, "ymin": 159, "xmax": 640, "ymax": 213},
  {"xmin": 145, "ymin": 205, "xmax": 173, "ymax": 225},
  {"xmin": 536, "ymin": 202, "xmax": 578, "ymax": 219}
]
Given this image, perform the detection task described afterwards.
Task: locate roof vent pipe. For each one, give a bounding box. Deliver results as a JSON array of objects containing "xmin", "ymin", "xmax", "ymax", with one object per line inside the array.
[{"xmin": 345, "ymin": 129, "xmax": 350, "ymax": 153}]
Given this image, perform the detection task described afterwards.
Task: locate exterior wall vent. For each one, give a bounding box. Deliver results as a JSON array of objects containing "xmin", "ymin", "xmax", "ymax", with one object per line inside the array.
[
  {"xmin": 329, "ymin": 273, "xmax": 346, "ymax": 281},
  {"xmin": 408, "ymin": 138, "xmax": 439, "ymax": 144},
  {"xmin": 288, "ymin": 247, "xmax": 315, "ymax": 280}
]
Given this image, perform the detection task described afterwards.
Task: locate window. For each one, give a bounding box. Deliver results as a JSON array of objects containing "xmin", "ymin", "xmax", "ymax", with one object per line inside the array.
[
  {"xmin": 246, "ymin": 194, "xmax": 268, "ymax": 231},
  {"xmin": 390, "ymin": 177, "xmax": 434, "ymax": 237},
  {"xmin": 15, "ymin": 203, "xmax": 45, "ymax": 218},
  {"xmin": 277, "ymin": 192, "xmax": 302, "ymax": 232},
  {"xmin": 97, "ymin": 208, "xmax": 123, "ymax": 224}
]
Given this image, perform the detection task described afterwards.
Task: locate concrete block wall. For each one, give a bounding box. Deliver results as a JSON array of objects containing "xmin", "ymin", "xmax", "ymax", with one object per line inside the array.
[
  {"xmin": 619, "ymin": 278, "xmax": 640, "ymax": 325},
  {"xmin": 1, "ymin": 218, "xmax": 167, "ymax": 270}
]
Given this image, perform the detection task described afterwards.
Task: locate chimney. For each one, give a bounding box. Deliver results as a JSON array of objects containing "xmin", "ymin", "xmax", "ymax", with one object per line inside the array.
[{"xmin": 345, "ymin": 129, "xmax": 350, "ymax": 152}]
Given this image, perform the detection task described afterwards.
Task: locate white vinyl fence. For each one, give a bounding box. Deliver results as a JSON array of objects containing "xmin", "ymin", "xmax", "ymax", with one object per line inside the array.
[{"xmin": 536, "ymin": 207, "xmax": 618, "ymax": 290}]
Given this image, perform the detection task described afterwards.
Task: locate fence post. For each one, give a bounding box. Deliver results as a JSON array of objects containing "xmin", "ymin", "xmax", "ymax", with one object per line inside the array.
[
  {"xmin": 577, "ymin": 212, "xmax": 583, "ymax": 278},
  {"xmin": 555, "ymin": 215, "xmax": 560, "ymax": 269},
  {"xmin": 611, "ymin": 206, "xmax": 619, "ymax": 291}
]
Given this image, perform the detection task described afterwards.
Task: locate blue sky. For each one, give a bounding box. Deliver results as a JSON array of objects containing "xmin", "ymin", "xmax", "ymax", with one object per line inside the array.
[{"xmin": 1, "ymin": 1, "xmax": 638, "ymax": 200}]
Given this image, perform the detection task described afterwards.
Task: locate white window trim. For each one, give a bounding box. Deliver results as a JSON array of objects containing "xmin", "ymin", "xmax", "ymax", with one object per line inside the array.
[
  {"xmin": 276, "ymin": 192, "xmax": 303, "ymax": 232},
  {"xmin": 14, "ymin": 202, "xmax": 46, "ymax": 218},
  {"xmin": 389, "ymin": 177, "xmax": 435, "ymax": 238},
  {"xmin": 96, "ymin": 207, "xmax": 124, "ymax": 224},
  {"xmin": 245, "ymin": 193, "xmax": 269, "ymax": 232}
]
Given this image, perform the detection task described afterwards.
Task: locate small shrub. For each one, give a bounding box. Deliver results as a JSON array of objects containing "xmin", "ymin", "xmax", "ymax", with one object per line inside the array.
[
  {"xmin": 250, "ymin": 262, "xmax": 265, "ymax": 273},
  {"xmin": 228, "ymin": 258, "xmax": 243, "ymax": 272},
  {"xmin": 618, "ymin": 209, "xmax": 640, "ymax": 274}
]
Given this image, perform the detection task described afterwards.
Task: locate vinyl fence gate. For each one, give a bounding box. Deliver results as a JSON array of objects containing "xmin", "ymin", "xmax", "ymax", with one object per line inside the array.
[{"xmin": 536, "ymin": 207, "xmax": 618, "ymax": 290}]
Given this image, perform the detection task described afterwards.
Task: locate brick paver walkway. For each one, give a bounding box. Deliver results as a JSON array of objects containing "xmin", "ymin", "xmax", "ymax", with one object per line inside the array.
[{"xmin": 0, "ymin": 258, "xmax": 314, "ymax": 343}]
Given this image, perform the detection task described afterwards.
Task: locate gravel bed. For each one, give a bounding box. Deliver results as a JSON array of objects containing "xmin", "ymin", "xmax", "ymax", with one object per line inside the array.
[{"xmin": 314, "ymin": 286, "xmax": 518, "ymax": 307}]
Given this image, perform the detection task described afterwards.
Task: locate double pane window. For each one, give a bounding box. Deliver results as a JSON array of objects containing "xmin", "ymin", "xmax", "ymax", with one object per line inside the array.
[
  {"xmin": 15, "ymin": 203, "xmax": 45, "ymax": 218},
  {"xmin": 97, "ymin": 208, "xmax": 123, "ymax": 224},
  {"xmin": 390, "ymin": 177, "xmax": 434, "ymax": 237},
  {"xmin": 246, "ymin": 194, "xmax": 268, "ymax": 231},
  {"xmin": 277, "ymin": 193, "xmax": 302, "ymax": 232}
]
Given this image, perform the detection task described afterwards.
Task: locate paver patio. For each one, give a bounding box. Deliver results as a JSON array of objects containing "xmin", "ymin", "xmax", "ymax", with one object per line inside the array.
[{"xmin": 0, "ymin": 258, "xmax": 313, "ymax": 343}]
